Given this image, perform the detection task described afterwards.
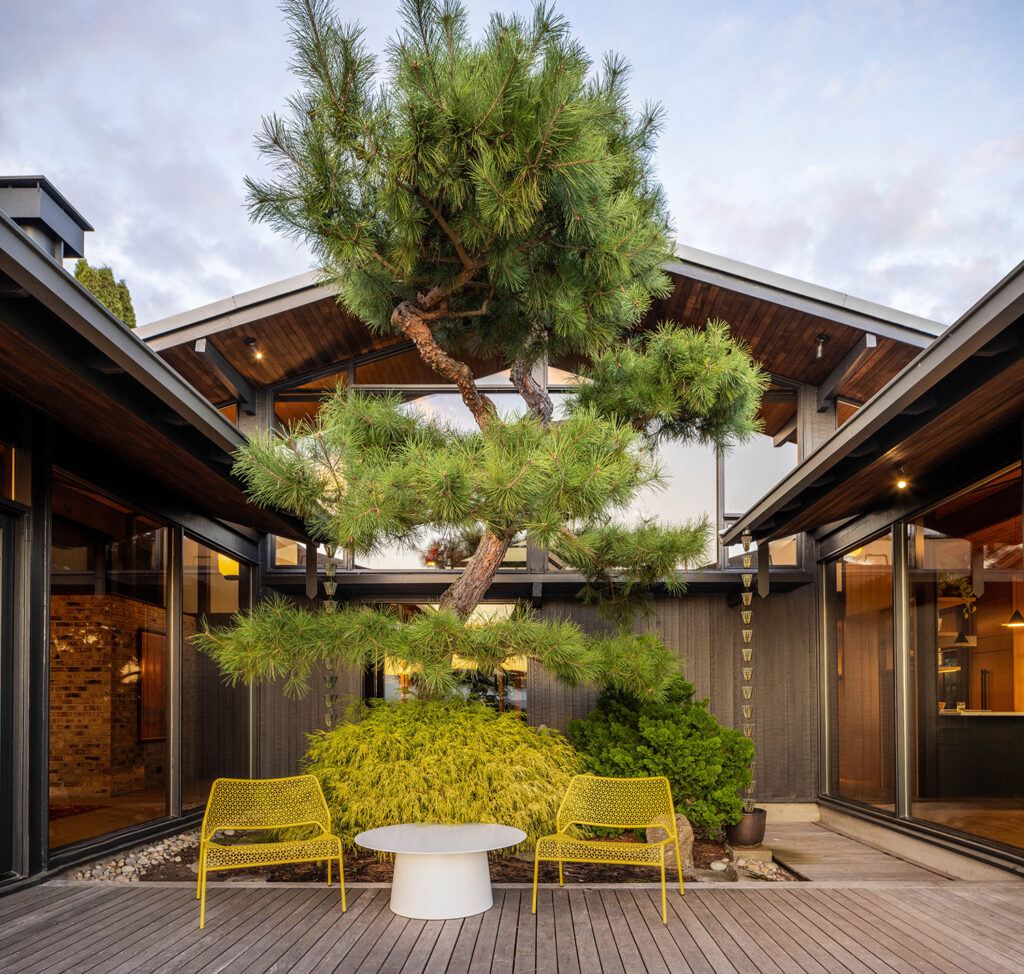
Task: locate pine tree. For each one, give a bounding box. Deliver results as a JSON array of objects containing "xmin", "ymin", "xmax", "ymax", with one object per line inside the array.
[
  {"xmin": 199, "ymin": 0, "xmax": 768, "ymax": 700},
  {"xmin": 74, "ymin": 259, "xmax": 136, "ymax": 327}
]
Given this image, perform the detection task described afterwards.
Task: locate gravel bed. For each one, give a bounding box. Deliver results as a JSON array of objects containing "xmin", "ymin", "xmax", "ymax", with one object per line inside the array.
[{"xmin": 68, "ymin": 830, "xmax": 199, "ymax": 882}]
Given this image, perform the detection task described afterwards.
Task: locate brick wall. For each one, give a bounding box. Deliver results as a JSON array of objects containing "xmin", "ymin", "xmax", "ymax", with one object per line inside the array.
[{"xmin": 49, "ymin": 594, "xmax": 169, "ymax": 800}]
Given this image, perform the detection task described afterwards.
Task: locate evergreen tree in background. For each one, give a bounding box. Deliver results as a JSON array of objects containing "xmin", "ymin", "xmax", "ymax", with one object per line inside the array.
[
  {"xmin": 197, "ymin": 0, "xmax": 768, "ymax": 700},
  {"xmin": 74, "ymin": 259, "xmax": 136, "ymax": 328}
]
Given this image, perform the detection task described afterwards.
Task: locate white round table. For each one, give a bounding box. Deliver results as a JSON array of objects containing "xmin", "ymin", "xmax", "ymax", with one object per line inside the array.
[{"xmin": 355, "ymin": 823, "xmax": 527, "ymax": 919}]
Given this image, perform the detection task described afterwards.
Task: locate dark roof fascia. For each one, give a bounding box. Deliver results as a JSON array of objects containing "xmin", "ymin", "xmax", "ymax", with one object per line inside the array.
[
  {"xmin": 0, "ymin": 210, "xmax": 242, "ymax": 455},
  {"xmin": 667, "ymin": 245, "xmax": 943, "ymax": 347},
  {"xmin": 0, "ymin": 175, "xmax": 94, "ymax": 231},
  {"xmin": 722, "ymin": 257, "xmax": 1024, "ymax": 545},
  {"xmin": 136, "ymin": 271, "xmax": 330, "ymax": 351}
]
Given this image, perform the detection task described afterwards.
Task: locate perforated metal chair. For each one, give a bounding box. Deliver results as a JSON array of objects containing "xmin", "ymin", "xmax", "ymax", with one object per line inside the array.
[
  {"xmin": 532, "ymin": 774, "xmax": 684, "ymax": 923},
  {"xmin": 197, "ymin": 774, "xmax": 345, "ymax": 928}
]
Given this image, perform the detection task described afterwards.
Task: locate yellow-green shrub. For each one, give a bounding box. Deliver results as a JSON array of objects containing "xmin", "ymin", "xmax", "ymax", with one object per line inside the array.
[{"xmin": 301, "ymin": 699, "xmax": 583, "ymax": 852}]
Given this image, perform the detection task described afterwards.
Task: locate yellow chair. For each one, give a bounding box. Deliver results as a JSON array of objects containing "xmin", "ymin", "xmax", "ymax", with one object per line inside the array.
[
  {"xmin": 197, "ymin": 774, "xmax": 345, "ymax": 928},
  {"xmin": 532, "ymin": 774, "xmax": 684, "ymax": 924}
]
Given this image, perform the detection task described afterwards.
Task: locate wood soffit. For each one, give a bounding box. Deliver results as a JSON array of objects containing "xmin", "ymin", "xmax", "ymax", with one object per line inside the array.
[
  {"xmin": 153, "ymin": 269, "xmax": 926, "ymax": 436},
  {"xmin": 771, "ymin": 350, "xmax": 1024, "ymax": 538},
  {"xmin": 0, "ymin": 311, "xmax": 301, "ymax": 538}
]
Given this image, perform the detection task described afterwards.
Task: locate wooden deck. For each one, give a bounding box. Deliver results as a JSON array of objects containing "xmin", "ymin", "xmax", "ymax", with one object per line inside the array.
[{"xmin": 2, "ymin": 880, "xmax": 1023, "ymax": 973}]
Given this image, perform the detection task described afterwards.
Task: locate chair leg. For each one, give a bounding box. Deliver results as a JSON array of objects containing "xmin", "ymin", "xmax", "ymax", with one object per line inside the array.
[
  {"xmin": 675, "ymin": 836, "xmax": 684, "ymax": 896},
  {"xmin": 531, "ymin": 845, "xmax": 540, "ymax": 915},
  {"xmin": 660, "ymin": 855, "xmax": 667, "ymax": 924},
  {"xmin": 327, "ymin": 857, "xmax": 331, "ymax": 887},
  {"xmin": 338, "ymin": 847, "xmax": 346, "ymax": 912},
  {"xmin": 199, "ymin": 849, "xmax": 209, "ymax": 929},
  {"xmin": 558, "ymin": 859, "xmax": 563, "ymax": 887},
  {"xmin": 196, "ymin": 839, "xmax": 204, "ymax": 899}
]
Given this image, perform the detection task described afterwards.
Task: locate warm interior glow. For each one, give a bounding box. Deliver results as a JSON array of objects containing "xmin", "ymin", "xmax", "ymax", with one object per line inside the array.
[
  {"xmin": 217, "ymin": 553, "xmax": 240, "ymax": 579},
  {"xmin": 1002, "ymin": 609, "xmax": 1024, "ymax": 628}
]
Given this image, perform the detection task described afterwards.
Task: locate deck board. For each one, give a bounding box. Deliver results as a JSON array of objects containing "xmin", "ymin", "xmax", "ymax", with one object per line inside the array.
[{"xmin": 1, "ymin": 880, "xmax": 1023, "ymax": 972}]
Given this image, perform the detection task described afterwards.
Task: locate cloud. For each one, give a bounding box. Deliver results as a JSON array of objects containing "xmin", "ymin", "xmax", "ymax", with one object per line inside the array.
[{"xmin": 1, "ymin": 0, "xmax": 1021, "ymax": 330}]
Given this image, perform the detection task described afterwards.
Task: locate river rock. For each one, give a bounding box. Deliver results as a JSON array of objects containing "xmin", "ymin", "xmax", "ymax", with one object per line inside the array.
[{"xmin": 645, "ymin": 813, "xmax": 694, "ymax": 870}]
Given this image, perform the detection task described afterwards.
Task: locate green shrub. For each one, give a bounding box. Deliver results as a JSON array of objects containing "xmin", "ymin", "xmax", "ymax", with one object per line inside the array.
[
  {"xmin": 566, "ymin": 677, "xmax": 754, "ymax": 837},
  {"xmin": 300, "ymin": 699, "xmax": 583, "ymax": 851}
]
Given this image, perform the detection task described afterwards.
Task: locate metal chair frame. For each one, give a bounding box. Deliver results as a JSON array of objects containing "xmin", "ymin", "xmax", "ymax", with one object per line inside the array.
[
  {"xmin": 532, "ymin": 774, "xmax": 684, "ymax": 923},
  {"xmin": 197, "ymin": 774, "xmax": 346, "ymax": 928}
]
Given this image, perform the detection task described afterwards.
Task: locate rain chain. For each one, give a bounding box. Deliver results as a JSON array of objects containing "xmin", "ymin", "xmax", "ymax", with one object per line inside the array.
[
  {"xmin": 740, "ymin": 532, "xmax": 756, "ymax": 814},
  {"xmin": 322, "ymin": 544, "xmax": 339, "ymax": 728}
]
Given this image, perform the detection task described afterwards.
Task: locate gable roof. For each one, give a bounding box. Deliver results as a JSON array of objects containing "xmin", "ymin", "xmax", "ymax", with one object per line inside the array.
[{"xmin": 722, "ymin": 258, "xmax": 1024, "ymax": 545}]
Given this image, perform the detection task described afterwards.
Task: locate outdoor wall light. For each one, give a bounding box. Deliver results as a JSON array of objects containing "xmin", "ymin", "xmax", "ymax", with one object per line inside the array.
[
  {"xmin": 246, "ymin": 338, "xmax": 264, "ymax": 360},
  {"xmin": 815, "ymin": 334, "xmax": 829, "ymax": 359}
]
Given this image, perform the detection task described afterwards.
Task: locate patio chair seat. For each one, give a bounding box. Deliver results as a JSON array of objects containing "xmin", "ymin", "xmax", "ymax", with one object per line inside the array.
[
  {"xmin": 204, "ymin": 833, "xmax": 342, "ymax": 870},
  {"xmin": 535, "ymin": 832, "xmax": 668, "ymax": 866}
]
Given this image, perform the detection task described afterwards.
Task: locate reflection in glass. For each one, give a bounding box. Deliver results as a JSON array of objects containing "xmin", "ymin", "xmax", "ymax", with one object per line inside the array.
[
  {"xmin": 181, "ymin": 538, "xmax": 252, "ymax": 810},
  {"xmin": 723, "ymin": 535, "xmax": 800, "ymax": 569},
  {"xmin": 368, "ymin": 603, "xmax": 527, "ymax": 714},
  {"xmin": 723, "ymin": 433, "xmax": 798, "ymax": 517},
  {"xmin": 49, "ymin": 473, "xmax": 169, "ymax": 849},
  {"xmin": 826, "ymin": 533, "xmax": 895, "ymax": 810},
  {"xmin": 908, "ymin": 465, "xmax": 1024, "ymax": 850}
]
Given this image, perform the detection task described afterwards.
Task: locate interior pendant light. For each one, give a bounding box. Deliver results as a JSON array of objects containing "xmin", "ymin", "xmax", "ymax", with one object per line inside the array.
[{"xmin": 1001, "ymin": 609, "xmax": 1024, "ymax": 628}]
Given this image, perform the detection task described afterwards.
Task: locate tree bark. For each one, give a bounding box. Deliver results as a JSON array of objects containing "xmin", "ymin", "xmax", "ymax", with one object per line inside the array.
[
  {"xmin": 389, "ymin": 302, "xmax": 525, "ymax": 618},
  {"xmin": 511, "ymin": 359, "xmax": 553, "ymax": 426},
  {"xmin": 391, "ymin": 301, "xmax": 496, "ymax": 430},
  {"xmin": 438, "ymin": 530, "xmax": 514, "ymax": 616}
]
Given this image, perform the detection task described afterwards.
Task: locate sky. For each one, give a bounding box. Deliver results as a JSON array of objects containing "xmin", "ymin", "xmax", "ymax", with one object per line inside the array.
[{"xmin": 1, "ymin": 0, "xmax": 1021, "ymax": 327}]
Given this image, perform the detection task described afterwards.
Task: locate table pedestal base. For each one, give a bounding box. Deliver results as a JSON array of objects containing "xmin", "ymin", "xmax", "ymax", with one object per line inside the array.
[{"xmin": 390, "ymin": 850, "xmax": 492, "ymax": 919}]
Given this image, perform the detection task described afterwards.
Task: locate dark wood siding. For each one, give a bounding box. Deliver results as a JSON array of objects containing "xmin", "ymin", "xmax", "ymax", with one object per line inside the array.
[
  {"xmin": 254, "ymin": 588, "xmax": 819, "ymax": 801},
  {"xmin": 533, "ymin": 587, "xmax": 819, "ymax": 802},
  {"xmin": 256, "ymin": 663, "xmax": 363, "ymax": 779}
]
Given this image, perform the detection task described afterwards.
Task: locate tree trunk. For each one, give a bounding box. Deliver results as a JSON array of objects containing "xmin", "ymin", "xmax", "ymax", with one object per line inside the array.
[
  {"xmin": 511, "ymin": 359, "xmax": 553, "ymax": 426},
  {"xmin": 438, "ymin": 530, "xmax": 513, "ymax": 617},
  {"xmin": 391, "ymin": 301, "xmax": 496, "ymax": 429}
]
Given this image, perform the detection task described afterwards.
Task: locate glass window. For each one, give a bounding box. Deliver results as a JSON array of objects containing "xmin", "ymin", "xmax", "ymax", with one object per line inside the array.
[
  {"xmin": 354, "ymin": 392, "xmax": 530, "ymax": 571},
  {"xmin": 723, "ymin": 534, "xmax": 800, "ymax": 570},
  {"xmin": 181, "ymin": 538, "xmax": 252, "ymax": 809},
  {"xmin": 49, "ymin": 472, "xmax": 170, "ymax": 849},
  {"xmin": 724, "ymin": 433, "xmax": 799, "ymax": 517},
  {"xmin": 608, "ymin": 440, "xmax": 718, "ymax": 569},
  {"xmin": 826, "ymin": 533, "xmax": 896, "ymax": 810},
  {"xmin": 273, "ymin": 536, "xmax": 306, "ymax": 567},
  {"xmin": 907, "ymin": 465, "xmax": 1024, "ymax": 850},
  {"xmin": 366, "ymin": 603, "xmax": 527, "ymax": 714}
]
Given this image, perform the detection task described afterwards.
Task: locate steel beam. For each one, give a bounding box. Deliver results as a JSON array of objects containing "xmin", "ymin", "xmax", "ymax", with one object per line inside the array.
[
  {"xmin": 194, "ymin": 338, "xmax": 256, "ymax": 415},
  {"xmin": 817, "ymin": 334, "xmax": 877, "ymax": 412}
]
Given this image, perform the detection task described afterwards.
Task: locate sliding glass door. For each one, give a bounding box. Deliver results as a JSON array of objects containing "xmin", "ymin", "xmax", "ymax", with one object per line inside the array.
[
  {"xmin": 825, "ymin": 533, "xmax": 896, "ymax": 810},
  {"xmin": 907, "ymin": 465, "xmax": 1024, "ymax": 850}
]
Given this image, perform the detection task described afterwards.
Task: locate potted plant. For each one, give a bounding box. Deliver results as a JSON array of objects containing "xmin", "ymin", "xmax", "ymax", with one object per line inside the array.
[{"xmin": 725, "ymin": 799, "xmax": 766, "ymax": 847}]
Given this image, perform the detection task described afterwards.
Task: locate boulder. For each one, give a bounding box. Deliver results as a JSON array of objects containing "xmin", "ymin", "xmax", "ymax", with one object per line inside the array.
[{"xmin": 646, "ymin": 813, "xmax": 694, "ymax": 870}]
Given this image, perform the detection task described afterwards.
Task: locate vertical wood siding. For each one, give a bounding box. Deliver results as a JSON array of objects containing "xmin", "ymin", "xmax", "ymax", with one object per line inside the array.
[
  {"xmin": 254, "ymin": 587, "xmax": 819, "ymax": 800},
  {"xmin": 533, "ymin": 586, "xmax": 819, "ymax": 801},
  {"xmin": 255, "ymin": 663, "xmax": 363, "ymax": 779}
]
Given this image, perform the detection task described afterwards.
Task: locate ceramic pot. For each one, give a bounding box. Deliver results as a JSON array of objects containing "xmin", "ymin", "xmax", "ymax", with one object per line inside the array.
[{"xmin": 725, "ymin": 807, "xmax": 766, "ymax": 847}]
